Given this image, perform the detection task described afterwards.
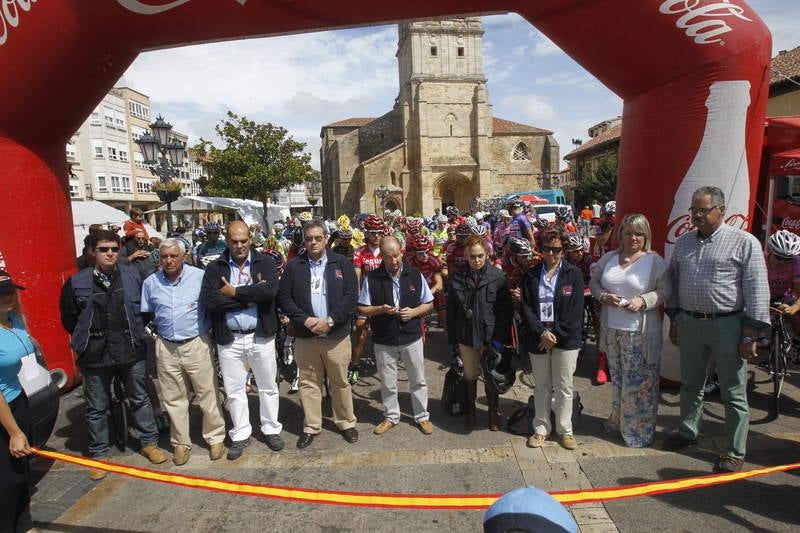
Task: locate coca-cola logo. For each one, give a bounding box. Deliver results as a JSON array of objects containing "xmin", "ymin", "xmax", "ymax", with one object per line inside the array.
[
  {"xmin": 659, "ymin": 0, "xmax": 752, "ymax": 45},
  {"xmin": 782, "ymin": 217, "xmax": 800, "ymax": 231},
  {"xmin": 0, "ymin": 0, "xmax": 36, "ymax": 47},
  {"xmin": 116, "ymin": 0, "xmax": 247, "ymax": 15},
  {"xmin": 781, "ymin": 159, "xmax": 800, "ymax": 172},
  {"xmin": 665, "ymin": 212, "xmax": 749, "ymax": 244}
]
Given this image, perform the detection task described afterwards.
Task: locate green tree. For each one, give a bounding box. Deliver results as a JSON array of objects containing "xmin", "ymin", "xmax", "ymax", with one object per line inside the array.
[
  {"xmin": 198, "ymin": 111, "xmax": 313, "ymax": 225},
  {"xmin": 574, "ymin": 155, "xmax": 618, "ymax": 206}
]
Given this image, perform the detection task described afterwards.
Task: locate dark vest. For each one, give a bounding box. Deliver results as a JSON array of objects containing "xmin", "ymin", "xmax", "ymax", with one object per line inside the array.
[{"xmin": 367, "ymin": 265, "xmax": 425, "ymax": 346}]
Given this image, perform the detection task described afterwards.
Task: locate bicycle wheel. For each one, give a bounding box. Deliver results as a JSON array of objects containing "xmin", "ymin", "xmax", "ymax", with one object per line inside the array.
[{"xmin": 771, "ymin": 328, "xmax": 787, "ymax": 417}]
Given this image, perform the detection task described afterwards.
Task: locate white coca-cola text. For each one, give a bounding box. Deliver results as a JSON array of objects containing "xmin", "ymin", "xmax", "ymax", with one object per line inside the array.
[
  {"xmin": 665, "ymin": 212, "xmax": 748, "ymax": 244},
  {"xmin": 0, "ymin": 0, "xmax": 36, "ymax": 48},
  {"xmin": 659, "ymin": 0, "xmax": 752, "ymax": 45},
  {"xmin": 116, "ymin": 0, "xmax": 247, "ymax": 16},
  {"xmin": 781, "ymin": 159, "xmax": 800, "ymax": 172},
  {"xmin": 782, "ymin": 217, "xmax": 800, "ymax": 231}
]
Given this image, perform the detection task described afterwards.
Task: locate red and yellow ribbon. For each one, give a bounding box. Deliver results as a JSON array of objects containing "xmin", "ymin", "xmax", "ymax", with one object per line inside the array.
[{"xmin": 32, "ymin": 448, "xmax": 800, "ymax": 509}]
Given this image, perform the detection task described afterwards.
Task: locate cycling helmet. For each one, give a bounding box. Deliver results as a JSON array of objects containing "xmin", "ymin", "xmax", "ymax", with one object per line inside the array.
[
  {"xmin": 455, "ymin": 223, "xmax": 472, "ymax": 237},
  {"xmin": 204, "ymin": 221, "xmax": 221, "ymax": 231},
  {"xmin": 391, "ymin": 209, "xmax": 403, "ymax": 219},
  {"xmin": 482, "ymin": 343, "xmax": 517, "ymax": 395},
  {"xmin": 555, "ymin": 206, "xmax": 570, "ymax": 220},
  {"xmin": 768, "ymin": 230, "xmax": 800, "ymax": 259},
  {"xmin": 337, "ymin": 214, "xmax": 351, "ymax": 229},
  {"xmin": 291, "ymin": 226, "xmax": 304, "ymax": 248},
  {"xmin": 263, "ymin": 249, "xmax": 285, "ymax": 273},
  {"xmin": 446, "ymin": 206, "xmax": 459, "ymax": 217},
  {"xmin": 364, "ymin": 215, "xmax": 385, "ymax": 232},
  {"xmin": 337, "ymin": 228, "xmax": 353, "ymax": 240},
  {"xmin": 407, "ymin": 218, "xmax": 423, "ymax": 235},
  {"xmin": 567, "ymin": 234, "xmax": 587, "ymax": 253},
  {"xmin": 471, "ymin": 224, "xmax": 488, "ymax": 237},
  {"xmin": 506, "ymin": 199, "xmax": 523, "ymax": 209},
  {"xmin": 465, "ymin": 215, "xmax": 478, "ymax": 229},
  {"xmin": 474, "ymin": 211, "xmax": 485, "ymax": 221},
  {"xmin": 436, "ymin": 214, "xmax": 448, "ymax": 224},
  {"xmin": 498, "ymin": 209, "xmax": 511, "ymax": 218},
  {"xmin": 409, "ymin": 234, "xmax": 434, "ymax": 252},
  {"xmin": 273, "ymin": 222, "xmax": 284, "ymax": 231},
  {"xmin": 604, "ymin": 201, "xmax": 616, "ymax": 215},
  {"xmin": 508, "ymin": 237, "xmax": 532, "ymax": 257}
]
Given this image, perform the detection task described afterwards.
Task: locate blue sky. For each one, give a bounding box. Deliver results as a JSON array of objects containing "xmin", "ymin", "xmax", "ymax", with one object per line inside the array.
[{"xmin": 119, "ymin": 0, "xmax": 800, "ymax": 171}]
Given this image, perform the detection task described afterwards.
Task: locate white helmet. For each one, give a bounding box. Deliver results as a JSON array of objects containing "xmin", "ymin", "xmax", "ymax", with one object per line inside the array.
[
  {"xmin": 604, "ymin": 201, "xmax": 616, "ymax": 215},
  {"xmin": 768, "ymin": 230, "xmax": 800, "ymax": 259},
  {"xmin": 436, "ymin": 214, "xmax": 448, "ymax": 224},
  {"xmin": 499, "ymin": 209, "xmax": 510, "ymax": 218},
  {"xmin": 474, "ymin": 211, "xmax": 485, "ymax": 221}
]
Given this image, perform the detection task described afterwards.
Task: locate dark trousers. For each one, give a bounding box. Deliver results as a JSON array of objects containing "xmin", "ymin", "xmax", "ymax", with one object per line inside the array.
[
  {"xmin": 83, "ymin": 359, "xmax": 159, "ymax": 458},
  {"xmin": 0, "ymin": 393, "xmax": 33, "ymax": 533}
]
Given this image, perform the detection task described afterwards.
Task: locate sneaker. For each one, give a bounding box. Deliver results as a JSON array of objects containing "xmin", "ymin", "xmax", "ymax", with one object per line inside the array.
[
  {"xmin": 526, "ymin": 434, "xmax": 546, "ymax": 448},
  {"xmin": 227, "ymin": 438, "xmax": 251, "ymax": 460},
  {"xmin": 347, "ymin": 365, "xmax": 360, "ymax": 386},
  {"xmin": 703, "ymin": 380, "xmax": 720, "ymax": 395},
  {"xmin": 172, "ymin": 445, "xmax": 190, "ymax": 466},
  {"xmin": 89, "ymin": 468, "xmax": 107, "ymax": 481},
  {"xmin": 661, "ymin": 432, "xmax": 698, "ymax": 451},
  {"xmin": 373, "ymin": 419, "xmax": 397, "ymax": 435},
  {"xmin": 714, "ymin": 455, "xmax": 744, "ymax": 473},
  {"xmin": 264, "ymin": 434, "xmax": 285, "ymax": 452},
  {"xmin": 417, "ymin": 420, "xmax": 434, "ymax": 435},
  {"xmin": 209, "ymin": 443, "xmax": 225, "ymax": 461},
  {"xmin": 560, "ymin": 434, "xmax": 578, "ymax": 450},
  {"xmin": 140, "ymin": 444, "xmax": 168, "ymax": 465}
]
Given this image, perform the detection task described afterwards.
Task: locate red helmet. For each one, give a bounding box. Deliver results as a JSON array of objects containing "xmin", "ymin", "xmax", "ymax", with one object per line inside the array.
[
  {"xmin": 455, "ymin": 223, "xmax": 471, "ymax": 237},
  {"xmin": 409, "ymin": 234, "xmax": 433, "ymax": 252},
  {"xmin": 364, "ymin": 215, "xmax": 384, "ymax": 232},
  {"xmin": 263, "ymin": 249, "xmax": 285, "ymax": 273},
  {"xmin": 407, "ymin": 218, "xmax": 422, "ymax": 235}
]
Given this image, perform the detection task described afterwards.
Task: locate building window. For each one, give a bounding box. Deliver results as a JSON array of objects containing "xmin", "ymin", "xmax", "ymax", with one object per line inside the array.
[
  {"xmin": 119, "ymin": 145, "xmax": 128, "ymax": 162},
  {"xmin": 129, "ymin": 101, "xmax": 150, "ymax": 119},
  {"xmin": 122, "ymin": 176, "xmax": 131, "ymax": 193},
  {"xmin": 97, "ymin": 175, "xmax": 107, "ymax": 192},
  {"xmin": 66, "ymin": 142, "xmax": 76, "ymax": 162},
  {"xmin": 390, "ymin": 171, "xmax": 397, "ymax": 186},
  {"xmin": 457, "ymin": 47, "xmax": 465, "ymax": 57},
  {"xmin": 430, "ymin": 46, "xmax": 437, "ymax": 56},
  {"xmin": 115, "ymin": 110, "xmax": 126, "ymax": 130},
  {"xmin": 104, "ymin": 107, "xmax": 115, "ymax": 127},
  {"xmin": 92, "ymin": 140, "xmax": 104, "ymax": 159},
  {"xmin": 512, "ymin": 142, "xmax": 531, "ymax": 161},
  {"xmin": 107, "ymin": 146, "xmax": 118, "ymax": 161},
  {"xmin": 69, "ymin": 184, "xmax": 80, "ymax": 198},
  {"xmin": 137, "ymin": 180, "xmax": 153, "ymax": 194},
  {"xmin": 90, "ymin": 108, "xmax": 101, "ymax": 125}
]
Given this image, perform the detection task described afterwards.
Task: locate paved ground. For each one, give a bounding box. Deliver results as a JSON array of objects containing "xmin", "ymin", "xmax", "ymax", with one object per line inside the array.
[{"xmin": 28, "ymin": 327, "xmax": 800, "ymax": 533}]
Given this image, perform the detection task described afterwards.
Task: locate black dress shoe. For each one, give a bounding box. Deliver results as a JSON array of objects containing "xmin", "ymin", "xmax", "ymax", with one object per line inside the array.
[
  {"xmin": 342, "ymin": 427, "xmax": 359, "ymax": 444},
  {"xmin": 296, "ymin": 433, "xmax": 316, "ymax": 449},
  {"xmin": 264, "ymin": 434, "xmax": 285, "ymax": 451},
  {"xmin": 226, "ymin": 438, "xmax": 250, "ymax": 460}
]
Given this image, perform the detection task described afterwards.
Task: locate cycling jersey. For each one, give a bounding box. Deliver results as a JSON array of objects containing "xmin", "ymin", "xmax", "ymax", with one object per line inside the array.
[
  {"xmin": 430, "ymin": 228, "xmax": 449, "ymax": 257},
  {"xmin": 508, "ymin": 212, "xmax": 532, "ymax": 240},
  {"xmin": 568, "ymin": 253, "xmax": 594, "ymax": 287},
  {"xmin": 500, "ymin": 256, "xmax": 527, "ymax": 291},
  {"xmin": 407, "ymin": 255, "xmax": 443, "ymax": 287},
  {"xmin": 195, "ymin": 240, "xmax": 227, "ymax": 267},
  {"xmin": 353, "ymin": 245, "xmax": 383, "ymax": 276},
  {"xmin": 444, "ymin": 241, "xmax": 467, "ymax": 273},
  {"xmin": 493, "ymin": 221, "xmax": 509, "ymax": 247},
  {"xmin": 765, "ymin": 251, "xmax": 800, "ymax": 302}
]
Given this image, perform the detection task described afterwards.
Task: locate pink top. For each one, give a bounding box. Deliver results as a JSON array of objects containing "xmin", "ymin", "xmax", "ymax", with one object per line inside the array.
[{"xmin": 765, "ymin": 251, "xmax": 800, "ymax": 302}]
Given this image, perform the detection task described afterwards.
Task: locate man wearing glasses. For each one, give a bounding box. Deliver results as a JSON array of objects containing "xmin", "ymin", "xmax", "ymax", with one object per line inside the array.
[
  {"xmin": 201, "ymin": 221, "xmax": 284, "ymax": 460},
  {"xmin": 60, "ymin": 229, "xmax": 167, "ymax": 480},
  {"xmin": 664, "ymin": 186, "xmax": 770, "ymax": 473}
]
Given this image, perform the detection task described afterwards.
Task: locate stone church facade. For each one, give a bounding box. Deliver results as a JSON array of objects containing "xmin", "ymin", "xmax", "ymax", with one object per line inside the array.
[{"xmin": 320, "ymin": 17, "xmax": 559, "ymax": 218}]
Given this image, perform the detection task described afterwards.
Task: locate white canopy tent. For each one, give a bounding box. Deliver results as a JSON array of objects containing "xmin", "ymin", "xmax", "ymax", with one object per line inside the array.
[
  {"xmin": 71, "ymin": 201, "xmax": 163, "ymax": 255},
  {"xmin": 146, "ymin": 196, "xmax": 290, "ymax": 230}
]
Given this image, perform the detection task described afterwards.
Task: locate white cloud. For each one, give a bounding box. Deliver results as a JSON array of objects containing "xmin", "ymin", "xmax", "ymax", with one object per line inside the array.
[
  {"xmin": 501, "ymin": 94, "xmax": 557, "ymax": 123},
  {"xmin": 532, "ymin": 32, "xmax": 562, "ymax": 57},
  {"xmin": 534, "ymin": 72, "xmax": 593, "ymax": 87}
]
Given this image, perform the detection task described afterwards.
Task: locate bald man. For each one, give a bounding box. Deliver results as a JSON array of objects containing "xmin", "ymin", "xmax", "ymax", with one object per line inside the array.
[
  {"xmin": 357, "ymin": 237, "xmax": 434, "ymax": 435},
  {"xmin": 200, "ymin": 221, "xmax": 283, "ymax": 460}
]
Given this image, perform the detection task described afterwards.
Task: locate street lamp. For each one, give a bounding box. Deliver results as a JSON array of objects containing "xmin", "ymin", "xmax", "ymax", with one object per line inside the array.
[
  {"xmin": 374, "ymin": 184, "xmax": 390, "ymax": 212},
  {"xmin": 306, "ymin": 178, "xmax": 321, "ymax": 218},
  {"xmin": 136, "ymin": 114, "xmax": 185, "ymax": 233}
]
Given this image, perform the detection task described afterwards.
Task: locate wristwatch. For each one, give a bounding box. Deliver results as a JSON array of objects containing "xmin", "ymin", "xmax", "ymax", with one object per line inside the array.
[{"xmin": 327, "ymin": 317, "xmax": 335, "ymax": 328}]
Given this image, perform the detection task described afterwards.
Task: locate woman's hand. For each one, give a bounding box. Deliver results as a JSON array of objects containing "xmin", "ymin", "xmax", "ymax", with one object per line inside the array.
[
  {"xmin": 624, "ymin": 296, "xmax": 646, "ymax": 313},
  {"xmin": 510, "ymin": 287, "xmax": 521, "ymax": 305},
  {"xmin": 9, "ymin": 431, "xmax": 32, "ymax": 458},
  {"xmin": 539, "ymin": 330, "xmax": 557, "ymax": 351},
  {"xmin": 601, "ymin": 292, "xmax": 626, "ymax": 308}
]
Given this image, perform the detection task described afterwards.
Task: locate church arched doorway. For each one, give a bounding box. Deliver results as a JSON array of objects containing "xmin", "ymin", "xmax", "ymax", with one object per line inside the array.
[{"xmin": 434, "ymin": 173, "xmax": 474, "ymax": 212}]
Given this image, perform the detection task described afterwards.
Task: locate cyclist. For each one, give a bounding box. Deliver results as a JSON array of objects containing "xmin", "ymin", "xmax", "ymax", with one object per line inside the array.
[
  {"xmin": 593, "ymin": 201, "xmax": 616, "ymax": 259},
  {"xmin": 444, "ymin": 222, "xmax": 471, "ymax": 275},
  {"xmin": 766, "ymin": 230, "xmax": 800, "ymax": 332},
  {"xmin": 430, "ymin": 215, "xmax": 449, "ymax": 258},
  {"xmin": 507, "ymin": 199, "xmax": 535, "ymax": 249},
  {"xmin": 501, "ymin": 237, "xmax": 535, "ymax": 303},
  {"xmin": 351, "ymin": 215, "xmax": 386, "ymax": 384},
  {"xmin": 493, "ymin": 209, "xmax": 512, "ymax": 250},
  {"xmin": 194, "ymin": 221, "xmax": 227, "ymax": 268},
  {"xmin": 407, "ymin": 235, "xmax": 446, "ymax": 330},
  {"xmin": 332, "ymin": 227, "xmax": 356, "ymax": 262},
  {"xmin": 553, "ymin": 206, "xmax": 578, "ymax": 233}
]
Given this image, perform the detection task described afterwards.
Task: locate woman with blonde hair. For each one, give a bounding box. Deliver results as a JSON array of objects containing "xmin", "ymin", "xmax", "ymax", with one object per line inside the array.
[{"xmin": 590, "ymin": 214, "xmax": 670, "ymax": 447}]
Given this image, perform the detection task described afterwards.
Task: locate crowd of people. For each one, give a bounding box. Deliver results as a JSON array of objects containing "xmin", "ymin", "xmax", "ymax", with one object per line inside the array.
[{"xmin": 4, "ymin": 185, "xmax": 800, "ymax": 532}]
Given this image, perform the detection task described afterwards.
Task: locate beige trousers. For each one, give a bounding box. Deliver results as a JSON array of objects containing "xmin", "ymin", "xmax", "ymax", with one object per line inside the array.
[
  {"xmin": 294, "ymin": 335, "xmax": 356, "ymax": 434},
  {"xmin": 155, "ymin": 335, "xmax": 226, "ymax": 448},
  {"xmin": 458, "ymin": 344, "xmax": 486, "ymax": 382}
]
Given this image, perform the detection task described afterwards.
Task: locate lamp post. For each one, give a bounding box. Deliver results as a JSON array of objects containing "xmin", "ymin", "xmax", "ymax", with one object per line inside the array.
[
  {"xmin": 374, "ymin": 184, "xmax": 390, "ymax": 213},
  {"xmin": 136, "ymin": 114, "xmax": 186, "ymax": 233},
  {"xmin": 306, "ymin": 178, "xmax": 321, "ymax": 219}
]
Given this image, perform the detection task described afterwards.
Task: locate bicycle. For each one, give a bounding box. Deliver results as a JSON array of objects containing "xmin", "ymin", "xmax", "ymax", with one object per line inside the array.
[{"xmin": 762, "ymin": 306, "xmax": 794, "ymax": 417}]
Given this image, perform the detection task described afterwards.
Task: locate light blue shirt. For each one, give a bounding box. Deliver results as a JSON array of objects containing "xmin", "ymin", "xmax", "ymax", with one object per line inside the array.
[
  {"xmin": 309, "ymin": 253, "xmax": 329, "ymax": 318},
  {"xmin": 538, "ymin": 261, "xmax": 563, "ymax": 323},
  {"xmin": 225, "ymin": 255, "xmax": 258, "ymax": 331},
  {"xmin": 358, "ymin": 265, "xmax": 434, "ymax": 307},
  {"xmin": 141, "ymin": 264, "xmax": 210, "ymax": 341},
  {"xmin": 0, "ymin": 312, "xmax": 33, "ymax": 403}
]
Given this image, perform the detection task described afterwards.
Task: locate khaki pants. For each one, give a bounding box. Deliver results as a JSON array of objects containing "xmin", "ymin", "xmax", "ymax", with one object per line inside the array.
[
  {"xmin": 156, "ymin": 335, "xmax": 226, "ymax": 449},
  {"xmin": 530, "ymin": 348, "xmax": 579, "ymax": 436},
  {"xmin": 458, "ymin": 344, "xmax": 485, "ymax": 382},
  {"xmin": 294, "ymin": 335, "xmax": 356, "ymax": 434}
]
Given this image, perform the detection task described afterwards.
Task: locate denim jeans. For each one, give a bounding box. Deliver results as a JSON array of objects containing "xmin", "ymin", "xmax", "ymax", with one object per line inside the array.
[{"xmin": 83, "ymin": 359, "xmax": 159, "ymax": 458}]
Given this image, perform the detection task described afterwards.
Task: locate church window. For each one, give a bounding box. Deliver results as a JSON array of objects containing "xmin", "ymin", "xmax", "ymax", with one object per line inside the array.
[
  {"xmin": 457, "ymin": 47, "xmax": 465, "ymax": 57},
  {"xmin": 450, "ymin": 125, "xmax": 453, "ymax": 136},
  {"xmin": 430, "ymin": 46, "xmax": 437, "ymax": 57},
  {"xmin": 391, "ymin": 171, "xmax": 397, "ymax": 186},
  {"xmin": 512, "ymin": 142, "xmax": 531, "ymax": 161}
]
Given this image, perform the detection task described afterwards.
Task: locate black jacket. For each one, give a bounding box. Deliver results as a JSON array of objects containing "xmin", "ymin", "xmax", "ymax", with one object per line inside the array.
[
  {"xmin": 446, "ymin": 264, "xmax": 512, "ymax": 348},
  {"xmin": 277, "ymin": 251, "xmax": 358, "ymax": 339},
  {"xmin": 200, "ymin": 250, "xmax": 279, "ymax": 345},
  {"xmin": 520, "ymin": 261, "xmax": 584, "ymax": 354}
]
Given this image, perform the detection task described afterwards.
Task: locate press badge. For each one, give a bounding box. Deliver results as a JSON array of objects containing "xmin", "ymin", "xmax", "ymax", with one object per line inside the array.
[
  {"xmin": 311, "ymin": 275, "xmax": 323, "ymax": 295},
  {"xmin": 540, "ymin": 301, "xmax": 554, "ymax": 322}
]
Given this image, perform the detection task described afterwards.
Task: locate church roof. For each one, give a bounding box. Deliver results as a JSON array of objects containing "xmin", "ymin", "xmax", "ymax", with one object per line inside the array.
[
  {"xmin": 324, "ymin": 117, "xmax": 376, "ymax": 128},
  {"xmin": 564, "ymin": 123, "xmax": 622, "ymax": 160},
  {"xmin": 771, "ymin": 46, "xmax": 800, "ymax": 87},
  {"xmin": 492, "ymin": 117, "xmax": 551, "ymax": 135}
]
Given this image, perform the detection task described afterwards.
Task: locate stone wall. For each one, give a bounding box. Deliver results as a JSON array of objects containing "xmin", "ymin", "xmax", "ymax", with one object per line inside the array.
[{"xmin": 360, "ymin": 144, "xmax": 406, "ymax": 214}]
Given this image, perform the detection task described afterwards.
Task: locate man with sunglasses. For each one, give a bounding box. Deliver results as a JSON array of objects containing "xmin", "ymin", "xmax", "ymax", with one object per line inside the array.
[
  {"xmin": 201, "ymin": 221, "xmax": 284, "ymax": 460},
  {"xmin": 664, "ymin": 186, "xmax": 770, "ymax": 473},
  {"xmin": 60, "ymin": 229, "xmax": 167, "ymax": 479}
]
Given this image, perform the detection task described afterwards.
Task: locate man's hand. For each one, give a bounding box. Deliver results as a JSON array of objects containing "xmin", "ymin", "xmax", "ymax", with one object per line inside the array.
[
  {"xmin": 538, "ymin": 330, "xmax": 557, "ymax": 351},
  {"xmin": 219, "ymin": 277, "xmax": 236, "ymax": 298},
  {"xmin": 304, "ymin": 317, "xmax": 320, "ymax": 331},
  {"xmin": 510, "ymin": 287, "xmax": 522, "ymax": 305},
  {"xmin": 398, "ymin": 307, "xmax": 416, "ymax": 322},
  {"xmin": 669, "ymin": 320, "xmax": 679, "ymax": 346},
  {"xmin": 311, "ymin": 318, "xmax": 331, "ymax": 335},
  {"xmin": 128, "ymin": 250, "xmax": 150, "ymax": 261},
  {"xmin": 382, "ymin": 304, "xmax": 398, "ymax": 315}
]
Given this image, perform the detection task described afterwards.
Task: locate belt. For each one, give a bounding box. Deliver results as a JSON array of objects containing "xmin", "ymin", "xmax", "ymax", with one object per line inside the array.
[
  {"xmin": 230, "ymin": 329, "xmax": 256, "ymax": 335},
  {"xmin": 542, "ymin": 322, "xmax": 555, "ymax": 329},
  {"xmin": 161, "ymin": 335, "xmax": 198, "ymax": 345},
  {"xmin": 683, "ymin": 309, "xmax": 742, "ymax": 320}
]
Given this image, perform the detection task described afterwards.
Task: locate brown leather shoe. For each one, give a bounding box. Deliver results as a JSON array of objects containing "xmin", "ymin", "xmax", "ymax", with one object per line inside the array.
[
  {"xmin": 373, "ymin": 419, "xmax": 397, "ymax": 435},
  {"xmin": 141, "ymin": 444, "xmax": 168, "ymax": 464},
  {"xmin": 89, "ymin": 468, "xmax": 107, "ymax": 481},
  {"xmin": 715, "ymin": 455, "xmax": 744, "ymax": 473},
  {"xmin": 209, "ymin": 442, "xmax": 225, "ymax": 461},
  {"xmin": 172, "ymin": 445, "xmax": 190, "ymax": 466},
  {"xmin": 417, "ymin": 420, "xmax": 434, "ymax": 435},
  {"xmin": 560, "ymin": 434, "xmax": 578, "ymax": 450},
  {"xmin": 526, "ymin": 434, "xmax": 546, "ymax": 448}
]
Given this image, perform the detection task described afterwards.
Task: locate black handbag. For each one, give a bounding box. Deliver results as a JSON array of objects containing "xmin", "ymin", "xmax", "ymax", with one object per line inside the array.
[
  {"xmin": 442, "ymin": 366, "xmax": 468, "ymax": 417},
  {"xmin": 507, "ymin": 391, "xmax": 583, "ymax": 435}
]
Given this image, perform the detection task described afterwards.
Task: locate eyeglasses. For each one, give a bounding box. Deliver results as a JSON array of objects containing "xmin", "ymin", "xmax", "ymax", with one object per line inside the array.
[
  {"xmin": 96, "ymin": 246, "xmax": 120, "ymax": 253},
  {"xmin": 304, "ymin": 235, "xmax": 326, "ymax": 242},
  {"xmin": 688, "ymin": 206, "xmax": 720, "ymax": 216},
  {"xmin": 366, "ymin": 230, "xmax": 383, "ymax": 236},
  {"xmin": 541, "ymin": 246, "xmax": 563, "ymax": 254}
]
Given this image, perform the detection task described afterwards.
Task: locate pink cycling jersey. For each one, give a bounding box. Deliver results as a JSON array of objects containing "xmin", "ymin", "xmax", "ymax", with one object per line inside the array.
[{"xmin": 765, "ymin": 251, "xmax": 800, "ymax": 302}]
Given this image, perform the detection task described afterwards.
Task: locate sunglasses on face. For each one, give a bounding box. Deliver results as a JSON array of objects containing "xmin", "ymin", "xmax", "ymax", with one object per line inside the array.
[
  {"xmin": 366, "ymin": 231, "xmax": 382, "ymax": 236},
  {"xmin": 96, "ymin": 246, "xmax": 119, "ymax": 253},
  {"xmin": 304, "ymin": 235, "xmax": 325, "ymax": 242},
  {"xmin": 541, "ymin": 246, "xmax": 563, "ymax": 254}
]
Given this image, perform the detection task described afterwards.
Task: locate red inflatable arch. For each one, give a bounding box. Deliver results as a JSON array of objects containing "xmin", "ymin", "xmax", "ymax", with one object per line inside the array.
[{"xmin": 0, "ymin": 1, "xmax": 771, "ymax": 387}]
